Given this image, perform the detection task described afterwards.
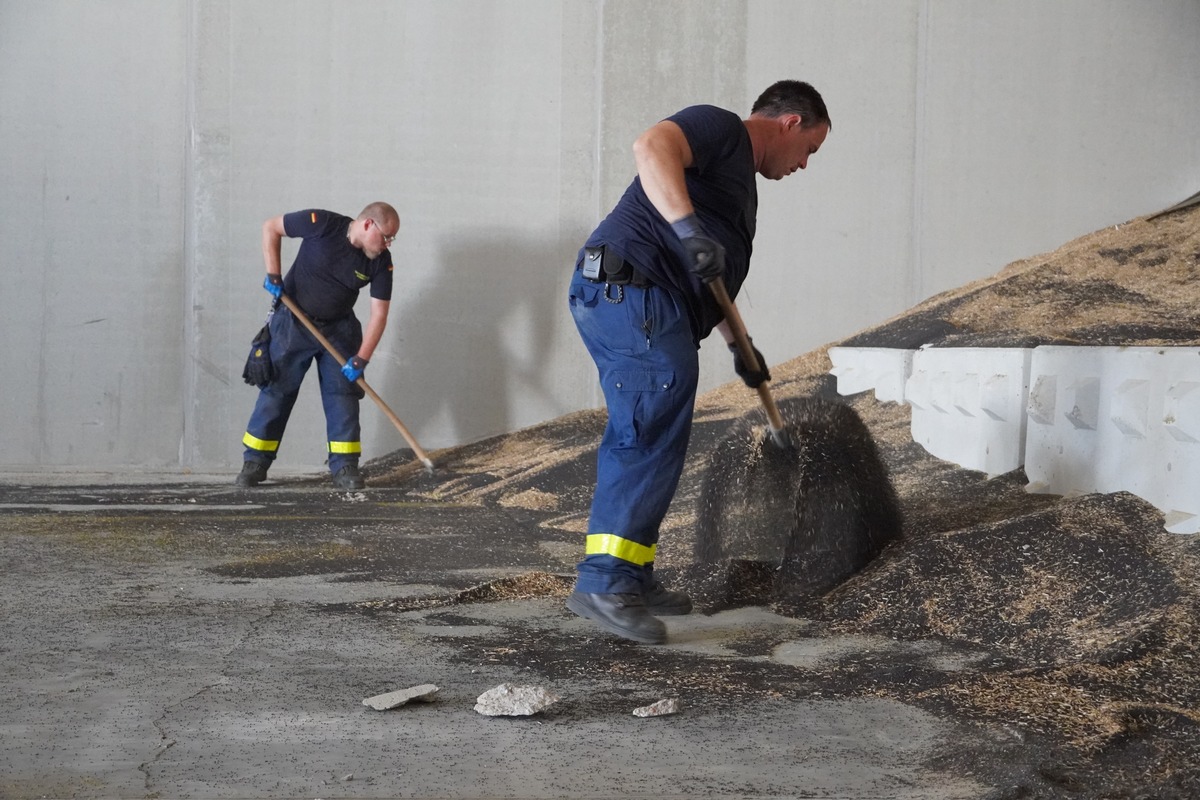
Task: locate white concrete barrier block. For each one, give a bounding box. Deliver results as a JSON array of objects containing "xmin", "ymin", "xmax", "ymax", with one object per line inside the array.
[
  {"xmin": 1024, "ymin": 347, "xmax": 1200, "ymax": 533},
  {"xmin": 827, "ymin": 347, "xmax": 914, "ymax": 404},
  {"xmin": 828, "ymin": 344, "xmax": 1200, "ymax": 533},
  {"xmin": 906, "ymin": 348, "xmax": 1032, "ymax": 477}
]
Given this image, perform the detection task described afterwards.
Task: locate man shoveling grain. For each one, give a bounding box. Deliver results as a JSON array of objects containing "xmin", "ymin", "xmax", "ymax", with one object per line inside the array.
[{"xmin": 566, "ymin": 80, "xmax": 832, "ymax": 644}]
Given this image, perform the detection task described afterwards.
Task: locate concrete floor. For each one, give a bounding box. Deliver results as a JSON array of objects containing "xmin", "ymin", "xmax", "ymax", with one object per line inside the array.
[{"xmin": 0, "ymin": 476, "xmax": 1026, "ymax": 799}]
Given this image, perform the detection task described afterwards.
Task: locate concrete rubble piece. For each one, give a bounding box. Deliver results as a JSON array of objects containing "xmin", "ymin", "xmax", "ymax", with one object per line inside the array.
[
  {"xmin": 474, "ymin": 683, "xmax": 561, "ymax": 717},
  {"xmin": 362, "ymin": 683, "xmax": 440, "ymax": 711},
  {"xmin": 633, "ymin": 698, "xmax": 681, "ymax": 717}
]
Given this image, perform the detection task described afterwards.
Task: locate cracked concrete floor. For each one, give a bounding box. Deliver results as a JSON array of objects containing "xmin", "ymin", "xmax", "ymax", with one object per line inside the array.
[{"xmin": 0, "ymin": 479, "xmax": 1023, "ymax": 800}]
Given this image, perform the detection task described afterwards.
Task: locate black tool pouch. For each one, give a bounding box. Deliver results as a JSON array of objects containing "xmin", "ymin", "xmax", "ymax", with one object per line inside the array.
[{"xmin": 582, "ymin": 245, "xmax": 635, "ymax": 285}]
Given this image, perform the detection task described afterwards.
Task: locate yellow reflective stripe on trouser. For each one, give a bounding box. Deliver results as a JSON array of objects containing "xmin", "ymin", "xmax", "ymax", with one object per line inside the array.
[
  {"xmin": 242, "ymin": 432, "xmax": 280, "ymax": 452},
  {"xmin": 328, "ymin": 441, "xmax": 362, "ymax": 455},
  {"xmin": 585, "ymin": 534, "xmax": 657, "ymax": 566}
]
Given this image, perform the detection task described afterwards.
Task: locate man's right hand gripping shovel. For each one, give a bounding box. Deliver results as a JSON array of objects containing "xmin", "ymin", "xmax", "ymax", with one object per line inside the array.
[{"xmin": 674, "ymin": 215, "xmax": 791, "ymax": 450}]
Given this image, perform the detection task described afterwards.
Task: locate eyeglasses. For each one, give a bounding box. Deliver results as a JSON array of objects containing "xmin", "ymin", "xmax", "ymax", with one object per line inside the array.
[{"xmin": 371, "ymin": 219, "xmax": 396, "ymax": 246}]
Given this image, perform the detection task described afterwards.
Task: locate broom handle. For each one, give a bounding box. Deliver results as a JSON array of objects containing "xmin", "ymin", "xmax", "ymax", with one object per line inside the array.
[
  {"xmin": 278, "ymin": 294, "xmax": 435, "ymax": 472},
  {"xmin": 707, "ymin": 277, "xmax": 787, "ymax": 437}
]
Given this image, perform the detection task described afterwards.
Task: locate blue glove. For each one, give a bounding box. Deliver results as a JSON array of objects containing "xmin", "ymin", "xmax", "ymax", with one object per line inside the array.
[
  {"xmin": 671, "ymin": 214, "xmax": 725, "ymax": 283},
  {"xmin": 263, "ymin": 274, "xmax": 283, "ymax": 299},
  {"xmin": 341, "ymin": 356, "xmax": 367, "ymax": 383}
]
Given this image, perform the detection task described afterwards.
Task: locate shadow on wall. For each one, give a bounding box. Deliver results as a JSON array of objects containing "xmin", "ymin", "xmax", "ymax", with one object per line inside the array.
[{"xmin": 375, "ymin": 230, "xmax": 570, "ymax": 452}]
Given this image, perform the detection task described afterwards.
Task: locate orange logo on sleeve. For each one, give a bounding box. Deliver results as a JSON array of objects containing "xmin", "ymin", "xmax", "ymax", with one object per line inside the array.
[{"xmin": 311, "ymin": 212, "xmax": 317, "ymax": 223}]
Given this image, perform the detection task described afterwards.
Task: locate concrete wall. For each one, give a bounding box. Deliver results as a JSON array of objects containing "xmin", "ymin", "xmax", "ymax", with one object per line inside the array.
[{"xmin": 2, "ymin": 0, "xmax": 1198, "ymax": 476}]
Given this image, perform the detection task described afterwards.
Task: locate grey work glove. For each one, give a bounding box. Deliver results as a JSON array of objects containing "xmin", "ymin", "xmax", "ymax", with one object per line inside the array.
[
  {"xmin": 730, "ymin": 338, "xmax": 771, "ymax": 388},
  {"xmin": 671, "ymin": 214, "xmax": 725, "ymax": 283}
]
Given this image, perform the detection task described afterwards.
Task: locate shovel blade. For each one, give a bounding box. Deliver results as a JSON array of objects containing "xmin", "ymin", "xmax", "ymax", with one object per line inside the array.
[{"xmin": 693, "ymin": 396, "xmax": 903, "ymax": 606}]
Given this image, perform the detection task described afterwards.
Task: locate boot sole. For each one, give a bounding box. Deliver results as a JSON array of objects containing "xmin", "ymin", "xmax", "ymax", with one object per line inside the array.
[{"xmin": 566, "ymin": 594, "xmax": 666, "ymax": 645}]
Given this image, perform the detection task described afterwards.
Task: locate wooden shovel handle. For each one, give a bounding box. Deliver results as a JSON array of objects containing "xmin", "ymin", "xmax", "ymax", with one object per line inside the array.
[
  {"xmin": 278, "ymin": 294, "xmax": 434, "ymax": 471},
  {"xmin": 706, "ymin": 277, "xmax": 787, "ymax": 437}
]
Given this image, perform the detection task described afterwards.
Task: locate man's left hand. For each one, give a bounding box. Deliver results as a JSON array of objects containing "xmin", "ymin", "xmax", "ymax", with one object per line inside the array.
[
  {"xmin": 730, "ymin": 339, "xmax": 771, "ymax": 388},
  {"xmin": 263, "ymin": 273, "xmax": 283, "ymax": 299},
  {"xmin": 341, "ymin": 356, "xmax": 368, "ymax": 383}
]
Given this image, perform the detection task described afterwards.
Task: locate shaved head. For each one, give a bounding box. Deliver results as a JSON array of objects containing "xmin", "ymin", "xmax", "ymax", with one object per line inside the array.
[{"xmin": 358, "ymin": 201, "xmax": 399, "ymax": 229}]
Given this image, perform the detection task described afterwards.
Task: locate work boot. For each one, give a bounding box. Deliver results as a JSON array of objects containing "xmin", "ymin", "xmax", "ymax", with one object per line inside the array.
[
  {"xmin": 331, "ymin": 463, "xmax": 365, "ymax": 490},
  {"xmin": 566, "ymin": 591, "xmax": 667, "ymax": 645},
  {"xmin": 644, "ymin": 582, "xmax": 693, "ymax": 616},
  {"xmin": 234, "ymin": 461, "xmax": 269, "ymax": 487}
]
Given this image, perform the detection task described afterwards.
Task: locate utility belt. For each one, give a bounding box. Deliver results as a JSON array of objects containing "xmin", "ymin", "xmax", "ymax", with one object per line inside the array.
[{"xmin": 579, "ymin": 244, "xmax": 653, "ymax": 303}]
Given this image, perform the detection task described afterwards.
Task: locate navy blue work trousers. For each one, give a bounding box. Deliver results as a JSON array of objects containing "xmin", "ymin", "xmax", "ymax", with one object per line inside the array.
[
  {"xmin": 242, "ymin": 307, "xmax": 364, "ymax": 473},
  {"xmin": 568, "ymin": 268, "xmax": 700, "ymax": 594}
]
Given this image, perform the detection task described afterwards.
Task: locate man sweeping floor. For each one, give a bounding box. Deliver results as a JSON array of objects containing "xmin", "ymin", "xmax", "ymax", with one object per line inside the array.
[{"xmin": 236, "ymin": 203, "xmax": 399, "ymax": 490}]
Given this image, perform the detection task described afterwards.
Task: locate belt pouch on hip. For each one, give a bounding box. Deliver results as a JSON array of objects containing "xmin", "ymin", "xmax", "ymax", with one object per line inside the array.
[{"xmin": 583, "ymin": 245, "xmax": 634, "ymax": 285}]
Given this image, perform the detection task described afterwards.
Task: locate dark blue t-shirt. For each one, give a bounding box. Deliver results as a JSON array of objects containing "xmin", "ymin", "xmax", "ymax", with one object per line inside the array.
[
  {"xmin": 282, "ymin": 209, "xmax": 394, "ymax": 320},
  {"xmin": 586, "ymin": 104, "xmax": 757, "ymax": 342}
]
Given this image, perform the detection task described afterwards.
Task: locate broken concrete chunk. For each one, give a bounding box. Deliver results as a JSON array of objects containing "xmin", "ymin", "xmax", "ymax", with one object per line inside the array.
[
  {"xmin": 474, "ymin": 683, "xmax": 560, "ymax": 716},
  {"xmin": 362, "ymin": 683, "xmax": 439, "ymax": 711},
  {"xmin": 633, "ymin": 698, "xmax": 681, "ymax": 717}
]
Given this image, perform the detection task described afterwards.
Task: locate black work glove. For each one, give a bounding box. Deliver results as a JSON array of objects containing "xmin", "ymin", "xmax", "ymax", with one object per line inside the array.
[
  {"xmin": 671, "ymin": 214, "xmax": 725, "ymax": 283},
  {"xmin": 242, "ymin": 325, "xmax": 274, "ymax": 388},
  {"xmin": 729, "ymin": 338, "xmax": 771, "ymax": 388}
]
